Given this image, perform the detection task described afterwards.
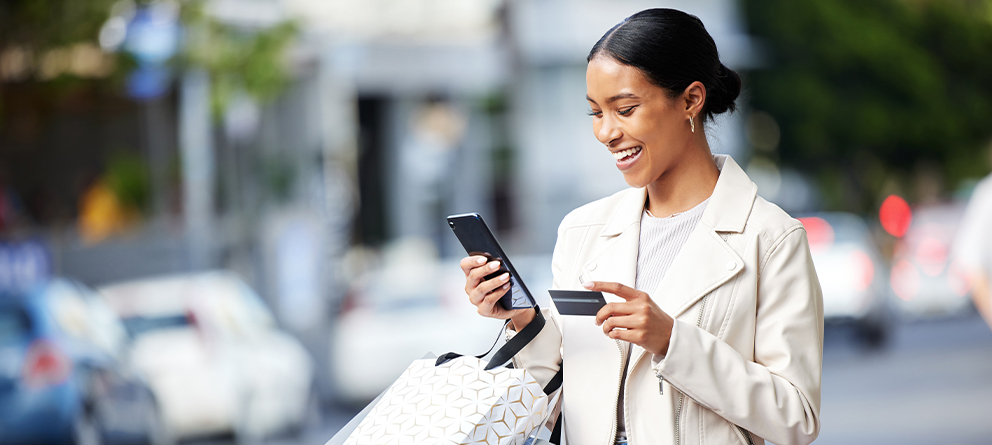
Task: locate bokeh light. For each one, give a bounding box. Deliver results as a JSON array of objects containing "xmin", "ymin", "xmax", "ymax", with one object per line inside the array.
[{"xmin": 879, "ymin": 194, "xmax": 912, "ymax": 237}]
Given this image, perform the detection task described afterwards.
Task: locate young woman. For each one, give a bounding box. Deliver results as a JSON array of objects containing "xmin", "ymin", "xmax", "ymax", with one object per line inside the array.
[{"xmin": 461, "ymin": 9, "xmax": 822, "ymax": 445}]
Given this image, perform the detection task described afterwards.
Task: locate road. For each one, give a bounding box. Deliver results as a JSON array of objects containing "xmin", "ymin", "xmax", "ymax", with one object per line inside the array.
[
  {"xmin": 816, "ymin": 314, "xmax": 992, "ymax": 445},
  {"xmin": 198, "ymin": 313, "xmax": 992, "ymax": 445}
]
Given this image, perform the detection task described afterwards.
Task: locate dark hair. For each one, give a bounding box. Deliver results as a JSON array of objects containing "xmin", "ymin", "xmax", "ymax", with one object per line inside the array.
[{"xmin": 588, "ymin": 9, "xmax": 741, "ymax": 121}]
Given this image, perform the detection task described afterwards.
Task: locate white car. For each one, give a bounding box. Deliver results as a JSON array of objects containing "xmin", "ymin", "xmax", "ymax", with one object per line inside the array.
[
  {"xmin": 799, "ymin": 213, "xmax": 891, "ymax": 347},
  {"xmin": 330, "ymin": 240, "xmax": 553, "ymax": 404},
  {"xmin": 889, "ymin": 202, "xmax": 973, "ymax": 317},
  {"xmin": 99, "ymin": 272, "xmax": 316, "ymax": 441}
]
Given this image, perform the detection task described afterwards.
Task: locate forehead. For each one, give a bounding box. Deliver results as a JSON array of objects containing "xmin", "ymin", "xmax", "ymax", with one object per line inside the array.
[{"xmin": 585, "ymin": 56, "xmax": 660, "ymax": 101}]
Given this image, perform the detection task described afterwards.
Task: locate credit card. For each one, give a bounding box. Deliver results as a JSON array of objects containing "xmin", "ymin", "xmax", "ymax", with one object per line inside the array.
[{"xmin": 549, "ymin": 290, "xmax": 607, "ymax": 316}]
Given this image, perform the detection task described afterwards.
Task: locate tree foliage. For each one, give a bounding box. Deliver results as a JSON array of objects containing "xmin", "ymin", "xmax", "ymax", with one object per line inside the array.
[
  {"xmin": 0, "ymin": 0, "xmax": 298, "ymax": 116},
  {"xmin": 742, "ymin": 0, "xmax": 992, "ymax": 211}
]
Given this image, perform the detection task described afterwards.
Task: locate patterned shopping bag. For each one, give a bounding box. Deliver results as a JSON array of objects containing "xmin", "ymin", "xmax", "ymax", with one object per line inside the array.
[
  {"xmin": 343, "ymin": 355, "xmax": 551, "ymax": 445},
  {"xmin": 341, "ymin": 307, "xmax": 562, "ymax": 445}
]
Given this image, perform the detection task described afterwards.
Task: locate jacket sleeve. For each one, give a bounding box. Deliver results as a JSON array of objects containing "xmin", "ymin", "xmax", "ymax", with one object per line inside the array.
[
  {"xmin": 509, "ymin": 223, "xmax": 568, "ymax": 388},
  {"xmin": 655, "ymin": 227, "xmax": 823, "ymax": 445}
]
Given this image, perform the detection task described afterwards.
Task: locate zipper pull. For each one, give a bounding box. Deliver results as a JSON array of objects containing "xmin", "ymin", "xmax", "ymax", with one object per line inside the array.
[{"xmin": 656, "ymin": 371, "xmax": 665, "ymax": 395}]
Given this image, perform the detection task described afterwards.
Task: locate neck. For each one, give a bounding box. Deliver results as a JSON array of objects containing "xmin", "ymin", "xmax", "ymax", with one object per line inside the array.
[{"xmin": 644, "ymin": 139, "xmax": 719, "ymax": 217}]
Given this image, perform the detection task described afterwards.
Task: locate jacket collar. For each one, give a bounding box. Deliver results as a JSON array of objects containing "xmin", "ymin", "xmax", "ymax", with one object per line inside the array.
[{"xmin": 600, "ymin": 154, "xmax": 757, "ymax": 237}]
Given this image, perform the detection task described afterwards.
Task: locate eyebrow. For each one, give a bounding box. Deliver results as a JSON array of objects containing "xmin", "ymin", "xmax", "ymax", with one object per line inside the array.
[{"xmin": 586, "ymin": 92, "xmax": 639, "ymax": 105}]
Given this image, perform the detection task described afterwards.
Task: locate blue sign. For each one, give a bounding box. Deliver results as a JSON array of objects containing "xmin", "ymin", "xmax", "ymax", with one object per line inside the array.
[
  {"xmin": 123, "ymin": 4, "xmax": 182, "ymax": 100},
  {"xmin": 0, "ymin": 240, "xmax": 52, "ymax": 293}
]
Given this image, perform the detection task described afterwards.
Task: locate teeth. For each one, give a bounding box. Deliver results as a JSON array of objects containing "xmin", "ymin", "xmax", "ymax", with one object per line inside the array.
[{"xmin": 612, "ymin": 147, "xmax": 641, "ymax": 161}]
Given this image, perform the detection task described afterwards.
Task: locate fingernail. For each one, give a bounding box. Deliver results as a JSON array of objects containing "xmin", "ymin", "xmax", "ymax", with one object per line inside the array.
[
  {"xmin": 500, "ymin": 273, "xmax": 510, "ymax": 281},
  {"xmin": 502, "ymin": 283, "xmax": 510, "ymax": 289},
  {"xmin": 477, "ymin": 257, "xmax": 486, "ymax": 264},
  {"xmin": 489, "ymin": 261, "xmax": 500, "ymax": 270},
  {"xmin": 582, "ymin": 281, "xmax": 594, "ymax": 289}
]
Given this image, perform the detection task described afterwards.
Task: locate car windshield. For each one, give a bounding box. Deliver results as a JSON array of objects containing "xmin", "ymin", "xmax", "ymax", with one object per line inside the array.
[
  {"xmin": 121, "ymin": 314, "xmax": 190, "ymax": 338},
  {"xmin": 0, "ymin": 305, "xmax": 30, "ymax": 343}
]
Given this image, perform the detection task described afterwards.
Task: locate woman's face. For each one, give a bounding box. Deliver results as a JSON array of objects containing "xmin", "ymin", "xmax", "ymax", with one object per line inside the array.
[{"xmin": 586, "ymin": 56, "xmax": 692, "ymax": 188}]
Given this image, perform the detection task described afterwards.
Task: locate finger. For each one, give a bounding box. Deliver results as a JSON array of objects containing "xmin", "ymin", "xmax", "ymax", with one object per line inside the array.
[
  {"xmin": 600, "ymin": 313, "xmax": 636, "ymax": 336},
  {"xmin": 582, "ymin": 281, "xmax": 640, "ymax": 300},
  {"xmin": 482, "ymin": 281, "xmax": 511, "ymax": 308},
  {"xmin": 466, "ymin": 270, "xmax": 505, "ymax": 303},
  {"xmin": 605, "ymin": 325, "xmax": 644, "ymax": 343},
  {"xmin": 595, "ymin": 302, "xmax": 635, "ymax": 326},
  {"xmin": 465, "ymin": 261, "xmax": 502, "ymax": 297},
  {"xmin": 481, "ymin": 272, "xmax": 511, "ymax": 296},
  {"xmin": 467, "ymin": 260, "xmax": 502, "ymax": 284},
  {"xmin": 459, "ymin": 256, "xmax": 489, "ymax": 276},
  {"xmin": 469, "ymin": 271, "xmax": 510, "ymax": 306}
]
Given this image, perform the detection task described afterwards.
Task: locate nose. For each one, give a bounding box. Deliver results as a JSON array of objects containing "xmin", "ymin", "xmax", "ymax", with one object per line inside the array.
[{"xmin": 596, "ymin": 115, "xmax": 622, "ymax": 147}]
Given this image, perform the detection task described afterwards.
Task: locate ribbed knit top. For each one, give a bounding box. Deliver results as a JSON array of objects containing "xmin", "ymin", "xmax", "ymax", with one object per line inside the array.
[
  {"xmin": 634, "ymin": 198, "xmax": 710, "ymax": 293},
  {"xmin": 617, "ymin": 197, "xmax": 709, "ymax": 439}
]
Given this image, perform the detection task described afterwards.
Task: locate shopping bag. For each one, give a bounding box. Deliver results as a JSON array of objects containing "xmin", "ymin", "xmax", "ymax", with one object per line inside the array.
[
  {"xmin": 343, "ymin": 307, "xmax": 561, "ymax": 445},
  {"xmin": 344, "ymin": 355, "xmax": 549, "ymax": 444}
]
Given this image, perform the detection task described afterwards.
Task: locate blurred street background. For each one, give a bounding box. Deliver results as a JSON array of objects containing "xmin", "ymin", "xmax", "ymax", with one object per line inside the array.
[{"xmin": 2, "ymin": 0, "xmax": 992, "ymax": 444}]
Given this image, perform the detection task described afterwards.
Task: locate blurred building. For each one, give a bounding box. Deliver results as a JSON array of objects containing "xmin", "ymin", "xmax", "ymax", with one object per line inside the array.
[
  {"xmin": 288, "ymin": 0, "xmax": 758, "ymax": 256},
  {"xmin": 1, "ymin": 0, "xmax": 757, "ymax": 402}
]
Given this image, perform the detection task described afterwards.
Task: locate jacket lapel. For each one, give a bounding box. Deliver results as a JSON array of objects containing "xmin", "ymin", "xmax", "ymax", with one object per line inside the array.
[
  {"xmin": 651, "ymin": 224, "xmax": 743, "ymax": 318},
  {"xmin": 581, "ymin": 188, "xmax": 644, "ymax": 299},
  {"xmin": 653, "ymin": 155, "xmax": 755, "ymax": 318},
  {"xmin": 576, "ymin": 156, "xmax": 757, "ymax": 316}
]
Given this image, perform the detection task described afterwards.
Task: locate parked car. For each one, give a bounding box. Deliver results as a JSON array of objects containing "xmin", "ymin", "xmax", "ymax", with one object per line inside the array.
[
  {"xmin": 889, "ymin": 202, "xmax": 973, "ymax": 317},
  {"xmin": 798, "ymin": 213, "xmax": 891, "ymax": 347},
  {"xmin": 0, "ymin": 278, "xmax": 166, "ymax": 445},
  {"xmin": 330, "ymin": 240, "xmax": 552, "ymax": 404},
  {"xmin": 98, "ymin": 272, "xmax": 316, "ymax": 442}
]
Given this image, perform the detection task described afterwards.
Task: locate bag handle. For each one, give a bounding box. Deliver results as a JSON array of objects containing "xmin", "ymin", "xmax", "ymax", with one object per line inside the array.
[
  {"xmin": 436, "ymin": 305, "xmax": 545, "ymax": 369},
  {"xmin": 435, "ymin": 306, "xmax": 562, "ymax": 395}
]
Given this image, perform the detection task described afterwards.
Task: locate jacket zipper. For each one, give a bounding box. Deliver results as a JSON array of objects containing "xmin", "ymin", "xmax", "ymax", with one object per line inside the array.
[
  {"xmin": 608, "ymin": 339, "xmax": 625, "ymax": 445},
  {"xmin": 675, "ymin": 295, "xmax": 710, "ymax": 445},
  {"xmin": 736, "ymin": 426, "xmax": 755, "ymax": 445}
]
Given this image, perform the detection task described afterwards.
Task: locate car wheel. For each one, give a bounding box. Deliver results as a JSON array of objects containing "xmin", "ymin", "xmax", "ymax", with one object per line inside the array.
[
  {"xmin": 857, "ymin": 320, "xmax": 889, "ymax": 350},
  {"xmin": 141, "ymin": 399, "xmax": 174, "ymax": 445},
  {"xmin": 234, "ymin": 393, "xmax": 262, "ymax": 445},
  {"xmin": 72, "ymin": 412, "xmax": 103, "ymax": 445},
  {"xmin": 294, "ymin": 390, "xmax": 323, "ymax": 437}
]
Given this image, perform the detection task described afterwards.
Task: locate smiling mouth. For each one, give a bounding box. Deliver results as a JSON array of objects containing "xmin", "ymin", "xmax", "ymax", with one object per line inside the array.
[{"xmin": 612, "ymin": 146, "xmax": 642, "ymax": 162}]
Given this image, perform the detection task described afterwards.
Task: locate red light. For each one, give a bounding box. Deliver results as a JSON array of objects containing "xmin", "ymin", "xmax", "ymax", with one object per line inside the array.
[
  {"xmin": 879, "ymin": 195, "xmax": 912, "ymax": 237},
  {"xmin": 891, "ymin": 259, "xmax": 920, "ymax": 301},
  {"xmin": 798, "ymin": 217, "xmax": 835, "ymax": 253},
  {"xmin": 23, "ymin": 340, "xmax": 71, "ymax": 388}
]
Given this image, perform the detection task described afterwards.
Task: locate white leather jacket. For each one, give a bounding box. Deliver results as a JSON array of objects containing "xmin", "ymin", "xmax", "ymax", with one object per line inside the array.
[{"xmin": 513, "ymin": 155, "xmax": 823, "ymax": 445}]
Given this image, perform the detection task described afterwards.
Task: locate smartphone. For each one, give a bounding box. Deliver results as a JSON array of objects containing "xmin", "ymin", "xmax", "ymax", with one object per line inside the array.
[
  {"xmin": 447, "ymin": 213, "xmax": 536, "ymax": 311},
  {"xmin": 549, "ymin": 290, "xmax": 607, "ymax": 316}
]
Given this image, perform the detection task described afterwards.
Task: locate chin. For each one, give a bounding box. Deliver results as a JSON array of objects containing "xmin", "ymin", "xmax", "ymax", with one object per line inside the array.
[{"xmin": 620, "ymin": 172, "xmax": 652, "ymax": 189}]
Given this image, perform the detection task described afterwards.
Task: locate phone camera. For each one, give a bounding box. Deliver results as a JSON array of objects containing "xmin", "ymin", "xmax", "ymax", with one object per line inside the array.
[{"xmin": 448, "ymin": 221, "xmax": 455, "ymax": 228}]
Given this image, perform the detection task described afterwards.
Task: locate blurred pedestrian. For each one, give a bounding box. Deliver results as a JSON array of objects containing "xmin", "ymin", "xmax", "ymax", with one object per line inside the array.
[
  {"xmin": 461, "ymin": 9, "xmax": 822, "ymax": 445},
  {"xmin": 953, "ymin": 144, "xmax": 992, "ymax": 330}
]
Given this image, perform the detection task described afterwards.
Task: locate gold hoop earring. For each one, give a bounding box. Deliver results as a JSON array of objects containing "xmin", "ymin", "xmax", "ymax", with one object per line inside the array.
[{"xmin": 689, "ymin": 115, "xmax": 695, "ymax": 134}]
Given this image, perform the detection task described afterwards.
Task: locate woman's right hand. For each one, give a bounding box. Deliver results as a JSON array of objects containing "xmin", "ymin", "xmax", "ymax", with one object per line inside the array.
[{"xmin": 460, "ymin": 255, "xmax": 534, "ymax": 329}]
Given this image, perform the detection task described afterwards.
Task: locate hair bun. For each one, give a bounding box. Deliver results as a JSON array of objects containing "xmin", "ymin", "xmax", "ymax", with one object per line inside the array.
[{"xmin": 707, "ymin": 63, "xmax": 742, "ymax": 116}]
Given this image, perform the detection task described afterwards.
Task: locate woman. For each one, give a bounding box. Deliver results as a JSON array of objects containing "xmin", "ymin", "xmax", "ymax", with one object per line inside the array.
[{"xmin": 461, "ymin": 9, "xmax": 822, "ymax": 445}]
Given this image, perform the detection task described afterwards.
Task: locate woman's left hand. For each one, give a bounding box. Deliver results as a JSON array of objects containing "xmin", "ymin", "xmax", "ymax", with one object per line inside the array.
[{"xmin": 586, "ymin": 281, "xmax": 675, "ymax": 356}]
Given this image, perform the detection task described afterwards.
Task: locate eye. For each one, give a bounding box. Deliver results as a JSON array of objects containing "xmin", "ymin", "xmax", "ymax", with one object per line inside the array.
[
  {"xmin": 587, "ymin": 109, "xmax": 602, "ymax": 117},
  {"xmin": 618, "ymin": 106, "xmax": 638, "ymax": 116}
]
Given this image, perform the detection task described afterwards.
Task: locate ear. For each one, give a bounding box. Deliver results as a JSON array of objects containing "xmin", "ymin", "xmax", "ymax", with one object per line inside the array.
[{"xmin": 682, "ymin": 81, "xmax": 706, "ymax": 117}]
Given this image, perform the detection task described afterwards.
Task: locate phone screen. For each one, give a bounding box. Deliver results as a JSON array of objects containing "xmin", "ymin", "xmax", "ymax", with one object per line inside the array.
[{"xmin": 506, "ymin": 274, "xmax": 531, "ymax": 308}]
